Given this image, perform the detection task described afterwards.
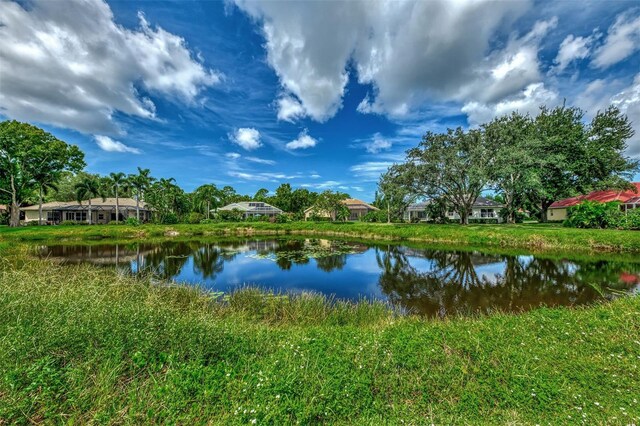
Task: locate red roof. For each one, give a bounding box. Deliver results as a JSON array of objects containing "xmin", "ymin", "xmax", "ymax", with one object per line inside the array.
[{"xmin": 549, "ymin": 183, "xmax": 640, "ymax": 209}]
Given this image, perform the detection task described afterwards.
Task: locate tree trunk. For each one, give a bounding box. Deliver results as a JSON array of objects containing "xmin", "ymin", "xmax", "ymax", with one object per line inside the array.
[
  {"xmin": 9, "ymin": 175, "xmax": 20, "ymax": 227},
  {"xmin": 136, "ymin": 196, "xmax": 140, "ymax": 221},
  {"xmin": 88, "ymin": 200, "xmax": 93, "ymax": 225},
  {"xmin": 539, "ymin": 199, "xmax": 553, "ymax": 223},
  {"xmin": 39, "ymin": 185, "xmax": 44, "ymax": 225},
  {"xmin": 207, "ymin": 201, "xmax": 210, "ymax": 220},
  {"xmin": 387, "ymin": 201, "xmax": 391, "ymax": 223},
  {"xmin": 115, "ymin": 188, "xmax": 119, "ymax": 224}
]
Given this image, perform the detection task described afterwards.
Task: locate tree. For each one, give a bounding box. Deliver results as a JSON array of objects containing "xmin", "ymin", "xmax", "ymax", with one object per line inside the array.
[
  {"xmin": 253, "ymin": 188, "xmax": 270, "ymax": 202},
  {"xmin": 580, "ymin": 106, "xmax": 638, "ymax": 190},
  {"xmin": 107, "ymin": 172, "xmax": 129, "ymax": 222},
  {"xmin": 128, "ymin": 167, "xmax": 155, "ymax": 221},
  {"xmin": 74, "ymin": 175, "xmax": 104, "ymax": 224},
  {"xmin": 145, "ymin": 177, "xmax": 188, "ymax": 223},
  {"xmin": 193, "ymin": 184, "xmax": 221, "ymax": 219},
  {"xmin": 312, "ymin": 190, "xmax": 349, "ymax": 221},
  {"xmin": 272, "ymin": 183, "xmax": 293, "ymax": 212},
  {"xmin": 397, "ymin": 128, "xmax": 491, "ymax": 224},
  {"xmin": 483, "ymin": 112, "xmax": 538, "ymax": 223},
  {"xmin": 0, "ymin": 120, "xmax": 85, "ymax": 227},
  {"xmin": 377, "ymin": 167, "xmax": 414, "ymax": 223}
]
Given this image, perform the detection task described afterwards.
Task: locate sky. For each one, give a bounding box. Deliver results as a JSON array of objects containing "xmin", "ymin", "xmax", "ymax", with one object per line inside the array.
[{"xmin": 1, "ymin": 0, "xmax": 639, "ymax": 200}]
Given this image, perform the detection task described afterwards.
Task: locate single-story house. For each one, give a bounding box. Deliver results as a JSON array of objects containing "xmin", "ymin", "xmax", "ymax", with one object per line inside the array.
[
  {"xmin": 20, "ymin": 197, "xmax": 151, "ymax": 224},
  {"xmin": 217, "ymin": 201, "xmax": 283, "ymax": 219},
  {"xmin": 404, "ymin": 197, "xmax": 505, "ymax": 223},
  {"xmin": 304, "ymin": 198, "xmax": 379, "ymax": 221},
  {"xmin": 546, "ymin": 182, "xmax": 640, "ymax": 221}
]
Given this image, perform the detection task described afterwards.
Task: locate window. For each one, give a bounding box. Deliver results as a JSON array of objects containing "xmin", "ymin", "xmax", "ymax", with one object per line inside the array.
[{"xmin": 98, "ymin": 213, "xmax": 104, "ymax": 220}]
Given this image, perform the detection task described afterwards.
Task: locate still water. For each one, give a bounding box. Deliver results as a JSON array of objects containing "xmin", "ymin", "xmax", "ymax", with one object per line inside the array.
[{"xmin": 39, "ymin": 238, "xmax": 640, "ymax": 318}]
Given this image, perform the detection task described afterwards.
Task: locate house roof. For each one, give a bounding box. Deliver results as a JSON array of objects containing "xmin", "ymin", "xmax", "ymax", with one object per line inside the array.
[
  {"xmin": 218, "ymin": 201, "xmax": 283, "ymax": 214},
  {"xmin": 549, "ymin": 183, "xmax": 640, "ymax": 209},
  {"xmin": 341, "ymin": 198, "xmax": 379, "ymax": 210},
  {"xmin": 473, "ymin": 196, "xmax": 504, "ymax": 208},
  {"xmin": 21, "ymin": 198, "xmax": 148, "ymax": 211},
  {"xmin": 625, "ymin": 196, "xmax": 640, "ymax": 204}
]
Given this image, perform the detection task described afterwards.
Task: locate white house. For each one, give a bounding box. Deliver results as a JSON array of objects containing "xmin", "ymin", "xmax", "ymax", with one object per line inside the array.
[{"xmin": 404, "ymin": 197, "xmax": 504, "ymax": 223}]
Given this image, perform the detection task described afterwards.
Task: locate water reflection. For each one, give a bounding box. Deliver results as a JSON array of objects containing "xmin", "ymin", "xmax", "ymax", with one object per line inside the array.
[{"xmin": 40, "ymin": 239, "xmax": 640, "ymax": 318}]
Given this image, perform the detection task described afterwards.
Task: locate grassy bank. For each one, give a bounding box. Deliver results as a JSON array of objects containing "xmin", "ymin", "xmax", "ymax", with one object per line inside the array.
[
  {"xmin": 1, "ymin": 258, "xmax": 639, "ymax": 424},
  {"xmin": 2, "ymin": 221, "xmax": 640, "ymax": 253}
]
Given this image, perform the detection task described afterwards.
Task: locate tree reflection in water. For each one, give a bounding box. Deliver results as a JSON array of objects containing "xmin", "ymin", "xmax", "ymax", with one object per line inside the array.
[
  {"xmin": 40, "ymin": 240, "xmax": 639, "ymax": 318},
  {"xmin": 375, "ymin": 246, "xmax": 638, "ymax": 318}
]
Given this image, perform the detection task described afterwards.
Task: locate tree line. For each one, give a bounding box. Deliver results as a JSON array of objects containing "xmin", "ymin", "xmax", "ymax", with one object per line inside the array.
[
  {"xmin": 0, "ymin": 120, "xmax": 350, "ymax": 226},
  {"xmin": 376, "ymin": 104, "xmax": 638, "ymax": 224}
]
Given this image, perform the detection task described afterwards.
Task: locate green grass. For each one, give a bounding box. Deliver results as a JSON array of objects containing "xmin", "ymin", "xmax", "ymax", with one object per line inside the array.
[
  {"xmin": 1, "ymin": 257, "xmax": 639, "ymax": 424},
  {"xmin": 2, "ymin": 221, "xmax": 640, "ymax": 253}
]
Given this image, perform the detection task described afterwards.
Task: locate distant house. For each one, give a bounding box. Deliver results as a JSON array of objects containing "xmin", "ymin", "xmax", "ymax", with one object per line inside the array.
[
  {"xmin": 0, "ymin": 204, "xmax": 6, "ymax": 214},
  {"xmin": 217, "ymin": 201, "xmax": 283, "ymax": 219},
  {"xmin": 547, "ymin": 182, "xmax": 640, "ymax": 221},
  {"xmin": 20, "ymin": 198, "xmax": 151, "ymax": 224},
  {"xmin": 404, "ymin": 197, "xmax": 504, "ymax": 223},
  {"xmin": 304, "ymin": 198, "xmax": 379, "ymax": 221}
]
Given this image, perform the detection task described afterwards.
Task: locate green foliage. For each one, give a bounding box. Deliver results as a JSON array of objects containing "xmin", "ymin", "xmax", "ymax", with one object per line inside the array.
[
  {"xmin": 186, "ymin": 212, "xmax": 204, "ymax": 224},
  {"xmin": 125, "ymin": 217, "xmax": 141, "ymax": 226},
  {"xmin": 359, "ymin": 210, "xmax": 387, "ymax": 223},
  {"xmin": 564, "ymin": 201, "xmax": 624, "ymax": 229},
  {"xmin": 218, "ymin": 209, "xmax": 244, "ymax": 222},
  {"xmin": 162, "ymin": 212, "xmax": 179, "ymax": 224},
  {"xmin": 311, "ymin": 190, "xmax": 349, "ymax": 221},
  {"xmin": 0, "ymin": 120, "xmax": 85, "ymax": 226}
]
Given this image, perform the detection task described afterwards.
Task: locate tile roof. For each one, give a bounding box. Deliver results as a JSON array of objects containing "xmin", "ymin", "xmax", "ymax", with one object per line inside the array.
[
  {"xmin": 341, "ymin": 198, "xmax": 379, "ymax": 210},
  {"xmin": 549, "ymin": 183, "xmax": 640, "ymax": 209}
]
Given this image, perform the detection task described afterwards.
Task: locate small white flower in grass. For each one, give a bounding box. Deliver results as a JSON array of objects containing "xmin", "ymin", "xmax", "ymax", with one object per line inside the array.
[
  {"xmin": 276, "ymin": 395, "xmax": 281, "ymax": 399},
  {"xmin": 595, "ymin": 402, "xmax": 600, "ymax": 406},
  {"xmin": 251, "ymin": 419, "xmax": 257, "ymax": 425}
]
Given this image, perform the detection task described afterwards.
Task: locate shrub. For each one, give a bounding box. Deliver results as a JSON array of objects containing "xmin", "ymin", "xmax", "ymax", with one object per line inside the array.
[
  {"xmin": 564, "ymin": 201, "xmax": 624, "ymax": 229},
  {"xmin": 218, "ymin": 209, "xmax": 244, "ymax": 222},
  {"xmin": 199, "ymin": 218, "xmax": 219, "ymax": 224},
  {"xmin": 161, "ymin": 213, "xmax": 179, "ymax": 225},
  {"xmin": 468, "ymin": 218, "xmax": 499, "ymax": 224},
  {"xmin": 186, "ymin": 212, "xmax": 204, "ymax": 224},
  {"xmin": 125, "ymin": 217, "xmax": 141, "ymax": 227},
  {"xmin": 274, "ymin": 214, "xmax": 292, "ymax": 223},
  {"xmin": 360, "ymin": 210, "xmax": 387, "ymax": 223}
]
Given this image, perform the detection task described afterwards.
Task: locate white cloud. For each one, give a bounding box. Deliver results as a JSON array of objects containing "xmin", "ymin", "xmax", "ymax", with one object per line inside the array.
[
  {"xmin": 226, "ymin": 152, "xmax": 242, "ymax": 159},
  {"xmin": 276, "ymin": 95, "xmax": 306, "ymax": 122},
  {"xmin": 611, "ymin": 74, "xmax": 640, "ymax": 157},
  {"xmin": 94, "ymin": 135, "xmax": 141, "ymax": 154},
  {"xmin": 0, "ymin": 0, "xmax": 220, "ymax": 133},
  {"xmin": 230, "ymin": 128, "xmax": 262, "ymax": 150},
  {"xmin": 286, "ymin": 130, "xmax": 317, "ymax": 150},
  {"xmin": 349, "ymin": 161, "xmax": 394, "ymax": 181},
  {"xmin": 592, "ymin": 11, "xmax": 640, "ymax": 69},
  {"xmin": 463, "ymin": 83, "xmax": 559, "ymax": 126},
  {"xmin": 246, "ymin": 156, "xmax": 276, "ymax": 165},
  {"xmin": 364, "ymin": 133, "xmax": 392, "ymax": 154},
  {"xmin": 234, "ymin": 0, "xmax": 532, "ymax": 121},
  {"xmin": 553, "ymin": 33, "xmax": 596, "ymax": 72}
]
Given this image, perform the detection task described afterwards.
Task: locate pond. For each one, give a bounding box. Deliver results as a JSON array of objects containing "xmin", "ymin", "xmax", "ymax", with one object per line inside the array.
[{"xmin": 38, "ymin": 238, "xmax": 640, "ymax": 318}]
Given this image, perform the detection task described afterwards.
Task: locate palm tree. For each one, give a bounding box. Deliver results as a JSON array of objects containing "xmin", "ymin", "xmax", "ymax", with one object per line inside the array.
[
  {"xmin": 74, "ymin": 175, "xmax": 103, "ymax": 224},
  {"xmin": 108, "ymin": 172, "xmax": 128, "ymax": 223},
  {"xmin": 33, "ymin": 172, "xmax": 59, "ymax": 225},
  {"xmin": 193, "ymin": 184, "xmax": 220, "ymax": 219},
  {"xmin": 128, "ymin": 168, "xmax": 155, "ymax": 221}
]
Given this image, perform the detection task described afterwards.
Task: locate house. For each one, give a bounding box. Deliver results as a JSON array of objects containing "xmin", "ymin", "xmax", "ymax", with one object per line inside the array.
[
  {"xmin": 0, "ymin": 204, "xmax": 6, "ymax": 214},
  {"xmin": 404, "ymin": 197, "xmax": 504, "ymax": 223},
  {"xmin": 304, "ymin": 198, "xmax": 379, "ymax": 221},
  {"xmin": 20, "ymin": 198, "xmax": 151, "ymax": 224},
  {"xmin": 217, "ymin": 201, "xmax": 283, "ymax": 219},
  {"xmin": 546, "ymin": 182, "xmax": 640, "ymax": 221}
]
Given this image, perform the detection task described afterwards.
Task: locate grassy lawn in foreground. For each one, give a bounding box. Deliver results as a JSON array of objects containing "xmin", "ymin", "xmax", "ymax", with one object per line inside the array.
[
  {"xmin": 1, "ymin": 221, "xmax": 640, "ymax": 253},
  {"xmin": 0, "ymin": 258, "xmax": 638, "ymax": 424}
]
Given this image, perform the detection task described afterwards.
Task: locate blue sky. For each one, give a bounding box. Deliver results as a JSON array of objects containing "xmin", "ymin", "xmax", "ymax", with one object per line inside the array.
[{"xmin": 1, "ymin": 0, "xmax": 639, "ymax": 200}]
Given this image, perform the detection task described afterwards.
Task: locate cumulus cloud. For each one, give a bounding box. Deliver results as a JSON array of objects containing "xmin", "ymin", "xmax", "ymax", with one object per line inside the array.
[
  {"xmin": 0, "ymin": 0, "xmax": 219, "ymax": 133},
  {"xmin": 611, "ymin": 74, "xmax": 640, "ymax": 157},
  {"xmin": 276, "ymin": 95, "xmax": 306, "ymax": 122},
  {"xmin": 230, "ymin": 128, "xmax": 262, "ymax": 150},
  {"xmin": 462, "ymin": 83, "xmax": 559, "ymax": 126},
  {"xmin": 94, "ymin": 135, "xmax": 141, "ymax": 154},
  {"xmin": 364, "ymin": 133, "xmax": 392, "ymax": 154},
  {"xmin": 234, "ymin": 0, "xmax": 532, "ymax": 121},
  {"xmin": 592, "ymin": 11, "xmax": 640, "ymax": 69},
  {"xmin": 553, "ymin": 33, "xmax": 596, "ymax": 72},
  {"xmin": 286, "ymin": 130, "xmax": 317, "ymax": 150}
]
